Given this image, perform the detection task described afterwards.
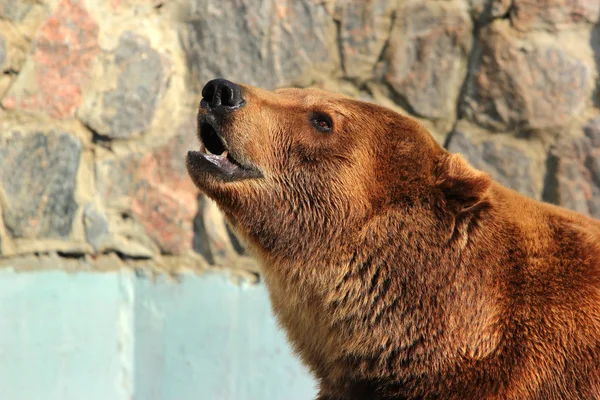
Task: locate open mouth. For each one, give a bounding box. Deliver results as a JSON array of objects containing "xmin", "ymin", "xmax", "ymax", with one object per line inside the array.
[{"xmin": 187, "ymin": 117, "xmax": 261, "ymax": 182}]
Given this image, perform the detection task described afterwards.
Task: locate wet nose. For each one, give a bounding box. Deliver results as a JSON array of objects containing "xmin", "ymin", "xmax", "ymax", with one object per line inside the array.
[{"xmin": 201, "ymin": 79, "xmax": 245, "ymax": 112}]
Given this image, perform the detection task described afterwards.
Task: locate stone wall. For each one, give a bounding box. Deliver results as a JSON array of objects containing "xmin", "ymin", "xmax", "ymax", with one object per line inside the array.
[{"xmin": 0, "ymin": 0, "xmax": 598, "ymax": 274}]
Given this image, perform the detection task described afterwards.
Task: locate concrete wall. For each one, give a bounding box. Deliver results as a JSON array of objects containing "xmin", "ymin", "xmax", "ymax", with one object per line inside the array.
[
  {"xmin": 0, "ymin": 269, "xmax": 316, "ymax": 400},
  {"xmin": 0, "ymin": 0, "xmax": 599, "ymax": 265}
]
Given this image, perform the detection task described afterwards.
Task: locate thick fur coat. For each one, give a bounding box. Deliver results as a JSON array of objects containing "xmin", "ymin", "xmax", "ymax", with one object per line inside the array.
[{"xmin": 187, "ymin": 82, "xmax": 600, "ymax": 400}]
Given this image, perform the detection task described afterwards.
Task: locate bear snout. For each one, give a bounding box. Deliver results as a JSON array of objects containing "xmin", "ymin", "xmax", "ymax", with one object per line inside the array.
[{"xmin": 201, "ymin": 78, "xmax": 246, "ymax": 113}]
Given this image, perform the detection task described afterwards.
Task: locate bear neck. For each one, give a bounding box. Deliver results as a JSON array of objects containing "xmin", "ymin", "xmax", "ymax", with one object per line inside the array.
[{"xmin": 243, "ymin": 194, "xmax": 507, "ymax": 394}]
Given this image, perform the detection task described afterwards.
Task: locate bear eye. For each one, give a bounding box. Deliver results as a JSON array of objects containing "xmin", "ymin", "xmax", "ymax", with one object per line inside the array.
[{"xmin": 310, "ymin": 112, "xmax": 333, "ymax": 133}]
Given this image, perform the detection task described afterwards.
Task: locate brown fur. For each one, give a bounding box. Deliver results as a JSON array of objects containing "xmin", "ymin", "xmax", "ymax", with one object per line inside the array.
[{"xmin": 187, "ymin": 83, "xmax": 600, "ymax": 400}]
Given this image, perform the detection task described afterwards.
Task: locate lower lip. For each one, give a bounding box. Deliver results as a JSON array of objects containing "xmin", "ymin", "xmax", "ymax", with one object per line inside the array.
[
  {"xmin": 188, "ymin": 150, "xmax": 242, "ymax": 174},
  {"xmin": 187, "ymin": 150, "xmax": 263, "ymax": 182}
]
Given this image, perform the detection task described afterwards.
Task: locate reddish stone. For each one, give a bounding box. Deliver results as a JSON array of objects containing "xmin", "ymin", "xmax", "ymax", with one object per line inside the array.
[
  {"xmin": 97, "ymin": 122, "xmax": 199, "ymax": 255},
  {"xmin": 2, "ymin": 0, "xmax": 99, "ymax": 119},
  {"xmin": 131, "ymin": 133, "xmax": 199, "ymax": 254}
]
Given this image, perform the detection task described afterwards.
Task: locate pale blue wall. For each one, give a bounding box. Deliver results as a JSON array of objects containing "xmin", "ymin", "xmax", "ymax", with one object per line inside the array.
[{"xmin": 0, "ymin": 269, "xmax": 317, "ymax": 400}]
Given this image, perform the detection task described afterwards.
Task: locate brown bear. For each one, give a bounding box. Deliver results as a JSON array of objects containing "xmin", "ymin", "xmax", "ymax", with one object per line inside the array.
[{"xmin": 186, "ymin": 79, "xmax": 600, "ymax": 400}]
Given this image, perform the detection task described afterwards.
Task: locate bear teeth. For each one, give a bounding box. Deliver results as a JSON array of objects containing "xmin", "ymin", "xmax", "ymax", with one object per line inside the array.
[{"xmin": 205, "ymin": 148, "xmax": 229, "ymax": 160}]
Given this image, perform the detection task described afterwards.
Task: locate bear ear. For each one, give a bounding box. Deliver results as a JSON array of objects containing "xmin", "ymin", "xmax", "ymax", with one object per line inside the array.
[{"xmin": 436, "ymin": 153, "xmax": 492, "ymax": 212}]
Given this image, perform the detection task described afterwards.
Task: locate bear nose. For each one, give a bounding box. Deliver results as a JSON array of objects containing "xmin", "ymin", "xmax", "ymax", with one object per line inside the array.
[{"xmin": 201, "ymin": 79, "xmax": 245, "ymax": 111}]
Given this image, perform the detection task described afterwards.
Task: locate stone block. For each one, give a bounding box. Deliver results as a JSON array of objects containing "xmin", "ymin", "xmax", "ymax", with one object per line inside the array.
[
  {"xmin": 181, "ymin": 0, "xmax": 338, "ymax": 90},
  {"xmin": 510, "ymin": 0, "xmax": 600, "ymax": 31},
  {"xmin": 1, "ymin": 0, "xmax": 99, "ymax": 119},
  {"xmin": 83, "ymin": 204, "xmax": 110, "ymax": 252},
  {"xmin": 546, "ymin": 141, "xmax": 595, "ymax": 216},
  {"xmin": 464, "ymin": 21, "xmax": 593, "ymax": 132},
  {"xmin": 544, "ymin": 117, "xmax": 600, "ymax": 219},
  {"xmin": 0, "ymin": 130, "xmax": 81, "ymax": 239},
  {"xmin": 78, "ymin": 32, "xmax": 165, "ymax": 139},
  {"xmin": 448, "ymin": 130, "xmax": 540, "ymax": 199},
  {"xmin": 384, "ymin": 0, "xmax": 472, "ymax": 120},
  {"xmin": 96, "ymin": 123, "xmax": 199, "ymax": 255},
  {"xmin": 334, "ymin": 0, "xmax": 395, "ymax": 80}
]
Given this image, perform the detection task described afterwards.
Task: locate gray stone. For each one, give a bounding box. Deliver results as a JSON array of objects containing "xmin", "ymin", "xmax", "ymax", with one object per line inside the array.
[
  {"xmin": 101, "ymin": 32, "xmax": 163, "ymax": 139},
  {"xmin": 79, "ymin": 32, "xmax": 163, "ymax": 139},
  {"xmin": 83, "ymin": 204, "xmax": 110, "ymax": 252},
  {"xmin": 544, "ymin": 122, "xmax": 600, "ymax": 219},
  {"xmin": 181, "ymin": 0, "xmax": 337, "ymax": 90},
  {"xmin": 336, "ymin": 0, "xmax": 395, "ymax": 80},
  {"xmin": 545, "ymin": 137, "xmax": 591, "ymax": 215},
  {"xmin": 384, "ymin": 0, "xmax": 472, "ymax": 120},
  {"xmin": 0, "ymin": 131, "xmax": 81, "ymax": 239},
  {"xmin": 464, "ymin": 21, "xmax": 592, "ymax": 132},
  {"xmin": 448, "ymin": 130, "xmax": 539, "ymax": 198}
]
